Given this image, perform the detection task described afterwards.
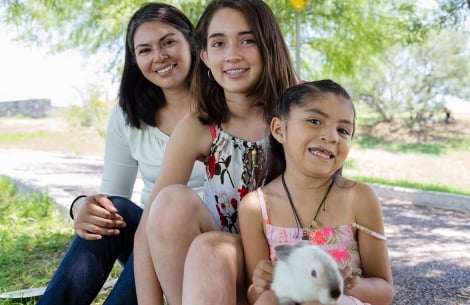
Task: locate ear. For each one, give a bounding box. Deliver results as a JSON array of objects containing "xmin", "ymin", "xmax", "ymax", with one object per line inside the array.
[
  {"xmin": 274, "ymin": 243, "xmax": 295, "ymax": 262},
  {"xmin": 270, "ymin": 117, "xmax": 285, "ymax": 144},
  {"xmin": 200, "ymin": 49, "xmax": 210, "ymax": 68}
]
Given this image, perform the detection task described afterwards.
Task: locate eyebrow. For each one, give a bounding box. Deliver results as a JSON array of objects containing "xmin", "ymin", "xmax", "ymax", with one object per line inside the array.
[
  {"xmin": 208, "ymin": 30, "xmax": 253, "ymax": 40},
  {"xmin": 306, "ymin": 108, "xmax": 353, "ymax": 126},
  {"xmin": 134, "ymin": 32, "xmax": 177, "ymax": 49}
]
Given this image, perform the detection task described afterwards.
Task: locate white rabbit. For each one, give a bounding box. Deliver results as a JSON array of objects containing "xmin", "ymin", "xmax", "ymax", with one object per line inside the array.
[{"xmin": 271, "ymin": 243, "xmax": 343, "ymax": 305}]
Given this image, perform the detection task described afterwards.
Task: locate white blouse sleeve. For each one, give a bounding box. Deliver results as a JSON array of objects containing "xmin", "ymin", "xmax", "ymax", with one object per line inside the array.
[{"xmin": 99, "ymin": 105, "xmax": 138, "ymax": 199}]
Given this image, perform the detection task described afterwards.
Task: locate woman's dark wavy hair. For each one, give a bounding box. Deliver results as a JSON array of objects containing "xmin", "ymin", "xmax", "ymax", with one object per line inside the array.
[
  {"xmin": 191, "ymin": 0, "xmax": 298, "ymax": 125},
  {"xmin": 264, "ymin": 79, "xmax": 356, "ymax": 184},
  {"xmin": 119, "ymin": 2, "xmax": 195, "ymax": 128}
]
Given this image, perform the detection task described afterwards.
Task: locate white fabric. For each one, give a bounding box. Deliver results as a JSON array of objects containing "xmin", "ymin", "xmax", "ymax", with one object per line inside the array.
[{"xmin": 99, "ymin": 104, "xmax": 205, "ymax": 206}]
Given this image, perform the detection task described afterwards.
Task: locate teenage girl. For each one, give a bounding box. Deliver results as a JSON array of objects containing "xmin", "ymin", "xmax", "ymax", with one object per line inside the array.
[
  {"xmin": 133, "ymin": 1, "xmax": 297, "ymax": 304},
  {"xmin": 239, "ymin": 80, "xmax": 394, "ymax": 305}
]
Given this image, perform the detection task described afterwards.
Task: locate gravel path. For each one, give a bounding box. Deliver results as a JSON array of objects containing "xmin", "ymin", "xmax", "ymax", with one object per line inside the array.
[{"xmin": 382, "ymin": 197, "xmax": 470, "ymax": 305}]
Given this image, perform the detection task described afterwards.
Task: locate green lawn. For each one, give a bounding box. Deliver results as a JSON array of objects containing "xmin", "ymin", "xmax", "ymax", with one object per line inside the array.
[{"xmin": 0, "ymin": 176, "xmax": 120, "ymax": 305}]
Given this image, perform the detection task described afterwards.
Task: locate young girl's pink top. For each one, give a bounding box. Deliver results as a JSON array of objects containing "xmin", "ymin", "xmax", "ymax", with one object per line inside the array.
[{"xmin": 257, "ymin": 188, "xmax": 387, "ymax": 305}]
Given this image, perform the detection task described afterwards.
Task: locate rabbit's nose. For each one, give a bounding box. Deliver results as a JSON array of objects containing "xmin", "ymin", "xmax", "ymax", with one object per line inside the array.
[{"xmin": 331, "ymin": 288, "xmax": 341, "ymax": 299}]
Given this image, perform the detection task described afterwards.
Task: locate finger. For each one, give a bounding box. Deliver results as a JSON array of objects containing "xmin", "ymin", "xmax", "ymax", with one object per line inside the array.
[
  {"xmin": 75, "ymin": 221, "xmax": 122, "ymax": 236},
  {"xmin": 93, "ymin": 194, "xmax": 120, "ymax": 214},
  {"xmin": 85, "ymin": 200, "xmax": 125, "ymax": 224},
  {"xmin": 340, "ymin": 265, "xmax": 353, "ymax": 279},
  {"xmin": 76, "ymin": 228, "xmax": 103, "ymax": 240}
]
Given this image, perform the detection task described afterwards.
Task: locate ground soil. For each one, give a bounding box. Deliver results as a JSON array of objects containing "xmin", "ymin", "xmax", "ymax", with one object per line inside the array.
[{"xmin": 1, "ymin": 113, "xmax": 469, "ymax": 191}]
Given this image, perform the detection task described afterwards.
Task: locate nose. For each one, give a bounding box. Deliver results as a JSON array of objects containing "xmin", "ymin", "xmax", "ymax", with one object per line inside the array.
[
  {"xmin": 225, "ymin": 43, "xmax": 242, "ymax": 62},
  {"xmin": 330, "ymin": 287, "xmax": 342, "ymax": 299},
  {"xmin": 153, "ymin": 50, "xmax": 168, "ymax": 63},
  {"xmin": 320, "ymin": 129, "xmax": 339, "ymax": 143}
]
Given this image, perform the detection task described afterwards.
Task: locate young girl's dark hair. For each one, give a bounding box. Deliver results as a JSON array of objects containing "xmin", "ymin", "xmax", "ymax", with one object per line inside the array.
[
  {"xmin": 265, "ymin": 79, "xmax": 356, "ymax": 184},
  {"xmin": 119, "ymin": 2, "xmax": 195, "ymax": 128},
  {"xmin": 191, "ymin": 0, "xmax": 298, "ymax": 125}
]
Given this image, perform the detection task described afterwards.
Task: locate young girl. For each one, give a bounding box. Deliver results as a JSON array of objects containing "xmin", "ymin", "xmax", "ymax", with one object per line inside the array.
[
  {"xmin": 133, "ymin": 1, "xmax": 297, "ymax": 304},
  {"xmin": 239, "ymin": 80, "xmax": 394, "ymax": 305}
]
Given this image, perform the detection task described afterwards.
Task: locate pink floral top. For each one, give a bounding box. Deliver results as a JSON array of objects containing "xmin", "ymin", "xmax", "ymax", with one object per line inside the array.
[
  {"xmin": 257, "ymin": 188, "xmax": 386, "ymax": 272},
  {"xmin": 203, "ymin": 124, "xmax": 266, "ymax": 233}
]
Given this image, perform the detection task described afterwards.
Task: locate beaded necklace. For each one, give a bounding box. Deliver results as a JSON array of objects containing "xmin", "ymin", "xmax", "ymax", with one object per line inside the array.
[{"xmin": 281, "ymin": 173, "xmax": 335, "ymax": 240}]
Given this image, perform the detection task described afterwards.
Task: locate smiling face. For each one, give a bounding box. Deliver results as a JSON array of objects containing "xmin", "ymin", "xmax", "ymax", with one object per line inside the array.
[
  {"xmin": 200, "ymin": 8, "xmax": 262, "ymax": 98},
  {"xmin": 133, "ymin": 21, "xmax": 192, "ymax": 92},
  {"xmin": 272, "ymin": 92, "xmax": 355, "ymax": 178}
]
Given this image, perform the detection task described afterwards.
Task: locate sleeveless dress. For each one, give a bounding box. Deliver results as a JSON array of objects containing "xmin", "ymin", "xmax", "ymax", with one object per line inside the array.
[
  {"xmin": 257, "ymin": 188, "xmax": 387, "ymax": 305},
  {"xmin": 203, "ymin": 124, "xmax": 267, "ymax": 233}
]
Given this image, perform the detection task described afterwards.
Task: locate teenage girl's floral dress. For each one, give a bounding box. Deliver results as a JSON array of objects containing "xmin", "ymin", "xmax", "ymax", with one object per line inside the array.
[{"xmin": 203, "ymin": 124, "xmax": 266, "ymax": 233}]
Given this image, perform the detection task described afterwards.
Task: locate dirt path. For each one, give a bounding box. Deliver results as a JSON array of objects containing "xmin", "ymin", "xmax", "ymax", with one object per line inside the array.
[{"xmin": 1, "ymin": 115, "xmax": 469, "ymax": 191}]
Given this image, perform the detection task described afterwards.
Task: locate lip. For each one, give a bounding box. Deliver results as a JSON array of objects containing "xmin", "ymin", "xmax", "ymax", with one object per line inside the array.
[
  {"xmin": 155, "ymin": 64, "xmax": 175, "ymax": 74},
  {"xmin": 308, "ymin": 146, "xmax": 335, "ymax": 160},
  {"xmin": 223, "ymin": 68, "xmax": 248, "ymax": 78}
]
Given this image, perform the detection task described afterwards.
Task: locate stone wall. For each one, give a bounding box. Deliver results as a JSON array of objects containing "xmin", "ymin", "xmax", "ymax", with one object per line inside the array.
[{"xmin": 0, "ymin": 99, "xmax": 52, "ymax": 118}]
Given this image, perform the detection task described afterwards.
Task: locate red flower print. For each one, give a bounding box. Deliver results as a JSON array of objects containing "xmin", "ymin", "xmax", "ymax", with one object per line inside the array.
[
  {"xmin": 323, "ymin": 227, "xmax": 334, "ymax": 238},
  {"xmin": 328, "ymin": 248, "xmax": 350, "ymax": 265},
  {"xmin": 207, "ymin": 155, "xmax": 216, "ymax": 178},
  {"xmin": 238, "ymin": 186, "xmax": 248, "ymax": 199},
  {"xmin": 230, "ymin": 198, "xmax": 238, "ymax": 209},
  {"xmin": 312, "ymin": 230, "xmax": 327, "ymax": 245}
]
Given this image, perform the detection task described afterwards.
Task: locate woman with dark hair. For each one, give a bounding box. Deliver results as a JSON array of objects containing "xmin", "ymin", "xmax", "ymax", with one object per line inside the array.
[{"xmin": 36, "ymin": 3, "xmax": 205, "ymax": 305}]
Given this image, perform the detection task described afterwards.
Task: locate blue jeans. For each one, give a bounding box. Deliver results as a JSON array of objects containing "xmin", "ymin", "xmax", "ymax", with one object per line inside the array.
[{"xmin": 36, "ymin": 196, "xmax": 143, "ymax": 305}]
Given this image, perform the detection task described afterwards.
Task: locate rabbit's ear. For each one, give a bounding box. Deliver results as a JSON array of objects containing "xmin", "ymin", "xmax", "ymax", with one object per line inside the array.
[
  {"xmin": 295, "ymin": 240, "xmax": 309, "ymax": 248},
  {"xmin": 274, "ymin": 244, "xmax": 296, "ymax": 261}
]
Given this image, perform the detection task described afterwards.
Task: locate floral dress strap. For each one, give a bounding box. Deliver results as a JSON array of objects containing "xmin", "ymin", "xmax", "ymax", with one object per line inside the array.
[
  {"xmin": 209, "ymin": 123, "xmax": 217, "ymax": 141},
  {"xmin": 352, "ymin": 222, "xmax": 387, "ymax": 240}
]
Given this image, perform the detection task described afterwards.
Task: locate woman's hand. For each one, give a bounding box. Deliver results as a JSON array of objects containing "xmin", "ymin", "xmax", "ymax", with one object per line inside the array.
[
  {"xmin": 72, "ymin": 194, "xmax": 126, "ymax": 240},
  {"xmin": 252, "ymin": 259, "xmax": 274, "ymax": 294}
]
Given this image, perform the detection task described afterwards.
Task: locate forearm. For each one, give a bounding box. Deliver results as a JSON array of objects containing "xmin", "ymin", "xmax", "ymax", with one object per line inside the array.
[
  {"xmin": 347, "ymin": 277, "xmax": 394, "ymax": 305},
  {"xmin": 134, "ymin": 214, "xmax": 164, "ymax": 304}
]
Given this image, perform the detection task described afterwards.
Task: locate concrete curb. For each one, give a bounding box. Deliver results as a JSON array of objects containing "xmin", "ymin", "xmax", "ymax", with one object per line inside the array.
[{"xmin": 371, "ymin": 183, "xmax": 470, "ymax": 213}]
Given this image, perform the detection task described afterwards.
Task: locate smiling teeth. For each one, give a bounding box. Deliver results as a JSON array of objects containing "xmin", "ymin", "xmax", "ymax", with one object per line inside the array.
[
  {"xmin": 225, "ymin": 69, "xmax": 245, "ymax": 75},
  {"xmin": 311, "ymin": 149, "xmax": 333, "ymax": 159},
  {"xmin": 157, "ymin": 65, "xmax": 173, "ymax": 74}
]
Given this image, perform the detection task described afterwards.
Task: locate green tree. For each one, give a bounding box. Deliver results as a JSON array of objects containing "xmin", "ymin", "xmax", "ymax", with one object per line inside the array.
[
  {"xmin": 2, "ymin": 0, "xmax": 465, "ymax": 78},
  {"xmin": 352, "ymin": 28, "xmax": 470, "ymax": 140}
]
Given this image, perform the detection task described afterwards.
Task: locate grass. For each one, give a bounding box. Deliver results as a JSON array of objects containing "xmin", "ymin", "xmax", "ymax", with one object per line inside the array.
[
  {"xmin": 0, "ymin": 176, "xmax": 120, "ymax": 305},
  {"xmin": 351, "ymin": 176, "xmax": 470, "ymax": 197}
]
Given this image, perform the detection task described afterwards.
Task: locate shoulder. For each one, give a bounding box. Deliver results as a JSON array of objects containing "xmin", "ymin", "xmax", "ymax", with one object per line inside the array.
[
  {"xmin": 240, "ymin": 189, "xmax": 262, "ymax": 214},
  {"xmin": 170, "ymin": 113, "xmax": 213, "ymax": 158},
  {"xmin": 340, "ymin": 178, "xmax": 385, "ymax": 229}
]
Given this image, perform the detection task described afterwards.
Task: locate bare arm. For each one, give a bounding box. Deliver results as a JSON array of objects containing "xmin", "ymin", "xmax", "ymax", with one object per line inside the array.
[
  {"xmin": 347, "ymin": 183, "xmax": 394, "ymax": 305},
  {"xmin": 239, "ymin": 190, "xmax": 273, "ymax": 305},
  {"xmin": 134, "ymin": 115, "xmax": 212, "ymax": 304}
]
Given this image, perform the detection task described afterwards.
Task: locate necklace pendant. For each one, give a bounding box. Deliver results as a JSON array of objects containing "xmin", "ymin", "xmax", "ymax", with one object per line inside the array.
[
  {"xmin": 302, "ymin": 231, "xmax": 309, "ymax": 240},
  {"xmin": 309, "ymin": 220, "xmax": 318, "ymax": 230}
]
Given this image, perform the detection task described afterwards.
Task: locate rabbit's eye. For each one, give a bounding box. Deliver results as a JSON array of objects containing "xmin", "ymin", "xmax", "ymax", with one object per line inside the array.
[{"xmin": 311, "ymin": 269, "xmax": 317, "ymax": 278}]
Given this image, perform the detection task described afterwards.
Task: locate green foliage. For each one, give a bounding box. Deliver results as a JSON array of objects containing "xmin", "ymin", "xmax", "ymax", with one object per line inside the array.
[
  {"xmin": 0, "ymin": 131, "xmax": 48, "ymax": 143},
  {"xmin": 0, "ymin": 177, "xmax": 121, "ymax": 305},
  {"xmin": 0, "ymin": 176, "xmax": 72, "ymax": 295},
  {"xmin": 2, "ymin": 0, "xmax": 466, "ymax": 78},
  {"xmin": 351, "ymin": 176, "xmax": 470, "ymax": 197}
]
